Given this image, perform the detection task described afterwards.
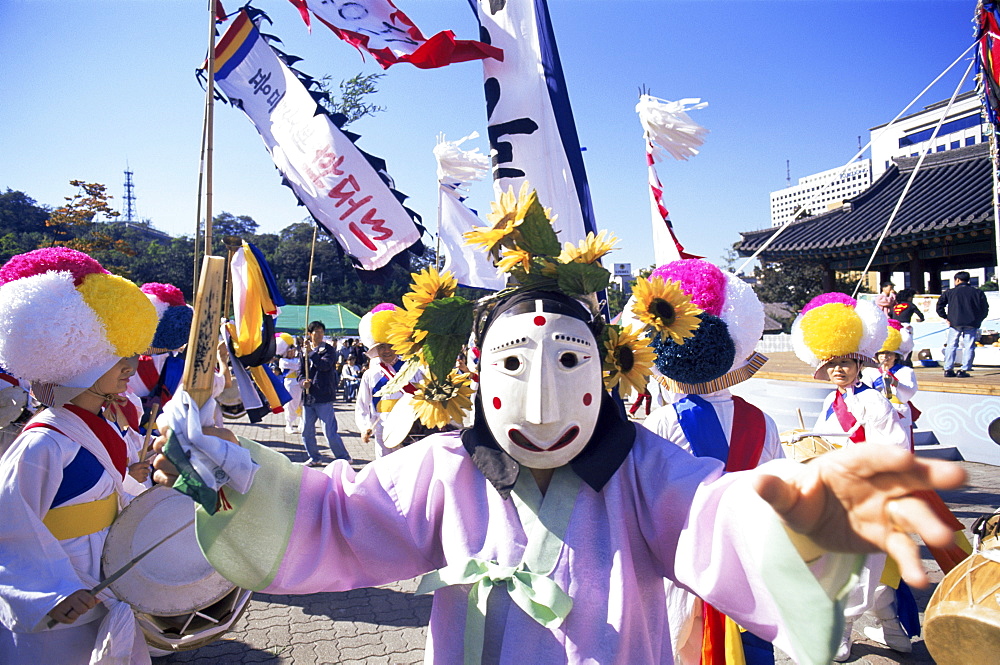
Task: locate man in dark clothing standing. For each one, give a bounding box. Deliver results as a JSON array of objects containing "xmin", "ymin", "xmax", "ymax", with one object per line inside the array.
[
  {"xmin": 936, "ymin": 272, "xmax": 990, "ymax": 378},
  {"xmin": 301, "ymin": 321, "xmax": 352, "ymax": 466}
]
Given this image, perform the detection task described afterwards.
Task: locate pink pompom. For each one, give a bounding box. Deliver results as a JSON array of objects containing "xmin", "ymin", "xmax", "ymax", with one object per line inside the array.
[
  {"xmin": 371, "ymin": 302, "xmax": 397, "ymax": 313},
  {"xmin": 801, "ymin": 292, "xmax": 856, "ymax": 315},
  {"xmin": 887, "ymin": 319, "xmax": 903, "ymax": 331},
  {"xmin": 141, "ymin": 282, "xmax": 186, "ymax": 307},
  {"xmin": 650, "ymin": 259, "xmax": 727, "ymax": 316},
  {"xmin": 0, "ymin": 248, "xmax": 107, "ymax": 286}
]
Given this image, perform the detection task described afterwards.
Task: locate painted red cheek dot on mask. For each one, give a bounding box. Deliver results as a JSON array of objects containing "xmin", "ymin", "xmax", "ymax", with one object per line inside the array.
[
  {"xmin": 533, "ymin": 316, "xmax": 546, "ymax": 326},
  {"xmin": 493, "ymin": 396, "xmax": 502, "ymax": 409},
  {"xmin": 583, "ymin": 393, "xmax": 593, "ymax": 406}
]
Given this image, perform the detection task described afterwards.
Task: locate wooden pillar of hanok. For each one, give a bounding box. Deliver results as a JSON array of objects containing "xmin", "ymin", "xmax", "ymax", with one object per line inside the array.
[
  {"xmin": 928, "ymin": 269, "xmax": 943, "ymax": 294},
  {"xmin": 821, "ymin": 264, "xmax": 836, "ymax": 291},
  {"xmin": 908, "ymin": 252, "xmax": 925, "ymax": 293}
]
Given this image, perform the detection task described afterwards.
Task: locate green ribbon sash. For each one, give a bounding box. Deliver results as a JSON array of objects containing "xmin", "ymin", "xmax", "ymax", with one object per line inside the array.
[{"xmin": 416, "ymin": 467, "xmax": 582, "ymax": 664}]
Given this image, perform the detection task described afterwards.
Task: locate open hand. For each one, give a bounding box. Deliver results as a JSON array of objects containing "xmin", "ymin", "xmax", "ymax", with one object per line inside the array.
[
  {"xmin": 754, "ymin": 445, "xmax": 965, "ymax": 588},
  {"xmin": 48, "ymin": 589, "xmax": 98, "ymax": 625},
  {"xmin": 150, "ymin": 425, "xmax": 237, "ymax": 487}
]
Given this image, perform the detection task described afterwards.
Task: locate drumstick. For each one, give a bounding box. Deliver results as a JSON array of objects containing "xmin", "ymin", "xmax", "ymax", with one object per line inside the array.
[
  {"xmin": 796, "ymin": 409, "xmax": 806, "ymax": 430},
  {"xmin": 45, "ymin": 517, "xmax": 195, "ymax": 629},
  {"xmin": 138, "ymin": 403, "xmax": 161, "ymax": 461}
]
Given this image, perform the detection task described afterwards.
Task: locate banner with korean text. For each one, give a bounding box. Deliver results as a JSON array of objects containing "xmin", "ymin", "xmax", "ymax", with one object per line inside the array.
[
  {"xmin": 472, "ymin": 0, "xmax": 597, "ymax": 246},
  {"xmin": 213, "ymin": 11, "xmax": 422, "ymax": 271},
  {"xmin": 288, "ymin": 0, "xmax": 502, "ymax": 69}
]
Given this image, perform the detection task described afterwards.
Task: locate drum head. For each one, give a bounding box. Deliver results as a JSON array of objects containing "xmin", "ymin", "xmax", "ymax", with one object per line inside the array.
[
  {"xmin": 989, "ymin": 417, "xmax": 1000, "ymax": 445},
  {"xmin": 382, "ymin": 393, "xmax": 418, "ymax": 450},
  {"xmin": 102, "ymin": 485, "xmax": 234, "ymax": 615}
]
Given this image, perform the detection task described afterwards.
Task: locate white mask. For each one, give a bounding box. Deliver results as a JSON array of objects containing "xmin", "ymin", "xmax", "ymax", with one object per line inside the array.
[{"xmin": 478, "ymin": 300, "xmax": 602, "ymax": 469}]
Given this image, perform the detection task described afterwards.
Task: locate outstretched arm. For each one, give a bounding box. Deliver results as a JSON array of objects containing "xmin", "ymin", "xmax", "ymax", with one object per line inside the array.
[{"xmin": 754, "ymin": 444, "xmax": 965, "ymax": 588}]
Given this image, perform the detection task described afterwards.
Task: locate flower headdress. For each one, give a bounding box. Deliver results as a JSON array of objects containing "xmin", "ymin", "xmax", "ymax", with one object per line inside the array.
[
  {"xmin": 630, "ymin": 259, "xmax": 768, "ymax": 394},
  {"xmin": 141, "ymin": 282, "xmax": 193, "ymax": 353},
  {"xmin": 381, "ymin": 183, "xmax": 655, "ymax": 429},
  {"xmin": 791, "ymin": 292, "xmax": 888, "ymax": 380},
  {"xmin": 0, "ymin": 248, "xmax": 157, "ymax": 405}
]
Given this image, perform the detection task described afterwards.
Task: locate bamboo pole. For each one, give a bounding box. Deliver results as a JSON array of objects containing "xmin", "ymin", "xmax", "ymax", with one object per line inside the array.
[
  {"xmin": 304, "ymin": 225, "xmax": 318, "ymax": 328},
  {"xmin": 203, "ymin": 0, "xmax": 217, "ymax": 259}
]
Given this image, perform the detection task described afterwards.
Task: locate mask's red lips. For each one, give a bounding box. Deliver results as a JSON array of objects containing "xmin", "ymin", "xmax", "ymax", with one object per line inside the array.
[{"xmin": 508, "ymin": 426, "xmax": 580, "ymax": 452}]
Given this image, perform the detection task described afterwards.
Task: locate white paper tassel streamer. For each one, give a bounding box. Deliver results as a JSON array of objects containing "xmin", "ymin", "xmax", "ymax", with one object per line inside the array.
[
  {"xmin": 434, "ymin": 132, "xmax": 491, "ymax": 187},
  {"xmin": 636, "ymin": 95, "xmax": 709, "ymax": 162}
]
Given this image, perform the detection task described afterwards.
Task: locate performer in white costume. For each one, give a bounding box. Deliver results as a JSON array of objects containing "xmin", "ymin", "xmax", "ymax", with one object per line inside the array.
[
  {"xmin": 860, "ymin": 320, "xmax": 919, "ymax": 450},
  {"xmin": 355, "ymin": 303, "xmax": 412, "ymax": 458},
  {"xmin": 639, "ymin": 258, "xmax": 780, "ymax": 665},
  {"xmin": 0, "ymin": 248, "xmax": 158, "ymax": 665}
]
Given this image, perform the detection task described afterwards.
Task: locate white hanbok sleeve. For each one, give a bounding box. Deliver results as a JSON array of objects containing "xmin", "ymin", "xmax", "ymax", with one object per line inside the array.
[
  {"xmin": 854, "ymin": 389, "xmax": 909, "ymax": 450},
  {"xmin": 0, "ymin": 431, "xmax": 100, "ymax": 631},
  {"xmin": 354, "ymin": 368, "xmax": 378, "ymax": 433}
]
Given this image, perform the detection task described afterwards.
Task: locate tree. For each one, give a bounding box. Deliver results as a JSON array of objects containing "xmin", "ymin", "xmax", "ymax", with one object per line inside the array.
[
  {"xmin": 316, "ymin": 73, "xmax": 386, "ymax": 126},
  {"xmin": 212, "ymin": 212, "xmax": 259, "ymax": 239},
  {"xmin": 0, "ymin": 189, "xmax": 49, "ymax": 235},
  {"xmin": 751, "ymin": 259, "xmax": 854, "ymax": 309},
  {"xmin": 46, "ymin": 180, "xmax": 120, "ymax": 239}
]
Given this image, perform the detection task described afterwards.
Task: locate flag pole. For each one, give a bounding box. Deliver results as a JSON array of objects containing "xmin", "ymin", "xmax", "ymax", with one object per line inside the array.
[
  {"xmin": 304, "ymin": 225, "xmax": 318, "ymax": 330},
  {"xmin": 203, "ymin": 0, "xmax": 217, "ymax": 260}
]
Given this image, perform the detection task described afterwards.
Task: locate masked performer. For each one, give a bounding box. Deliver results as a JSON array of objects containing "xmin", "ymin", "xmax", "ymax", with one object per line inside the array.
[
  {"xmin": 639, "ymin": 259, "xmax": 779, "ymax": 665},
  {"xmin": 0, "ymin": 248, "xmax": 158, "ymax": 664},
  {"xmin": 152, "ymin": 187, "xmax": 963, "ymax": 665}
]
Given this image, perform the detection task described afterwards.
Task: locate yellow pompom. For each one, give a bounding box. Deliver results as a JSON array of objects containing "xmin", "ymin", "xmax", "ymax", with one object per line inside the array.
[
  {"xmin": 369, "ymin": 309, "xmax": 396, "ymax": 345},
  {"xmin": 882, "ymin": 326, "xmax": 902, "ymax": 353},
  {"xmin": 799, "ymin": 303, "xmax": 863, "ymax": 361},
  {"xmin": 279, "ymin": 332, "xmax": 295, "ymax": 346},
  {"xmin": 78, "ymin": 273, "xmax": 158, "ymax": 356}
]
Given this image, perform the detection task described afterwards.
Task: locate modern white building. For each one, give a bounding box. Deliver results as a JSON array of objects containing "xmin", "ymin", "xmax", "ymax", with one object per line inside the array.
[
  {"xmin": 768, "ymin": 160, "xmax": 872, "ymax": 227},
  {"xmin": 869, "ymin": 90, "xmax": 988, "ymax": 179}
]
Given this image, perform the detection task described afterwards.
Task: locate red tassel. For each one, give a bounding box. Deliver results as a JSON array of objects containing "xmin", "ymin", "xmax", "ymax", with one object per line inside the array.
[{"xmin": 217, "ymin": 488, "xmax": 233, "ymax": 512}]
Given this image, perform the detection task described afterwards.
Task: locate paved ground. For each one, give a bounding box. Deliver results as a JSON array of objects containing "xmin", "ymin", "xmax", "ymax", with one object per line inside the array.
[{"xmin": 150, "ymin": 401, "xmax": 999, "ymax": 665}]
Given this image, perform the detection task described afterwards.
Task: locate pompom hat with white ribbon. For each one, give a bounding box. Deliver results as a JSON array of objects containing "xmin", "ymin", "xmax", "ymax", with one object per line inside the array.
[
  {"xmin": 791, "ymin": 293, "xmax": 888, "ymax": 380},
  {"xmin": 0, "ymin": 248, "xmax": 157, "ymax": 403}
]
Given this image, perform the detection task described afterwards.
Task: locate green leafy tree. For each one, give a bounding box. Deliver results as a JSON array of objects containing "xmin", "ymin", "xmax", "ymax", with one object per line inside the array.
[
  {"xmin": 0, "ymin": 189, "xmax": 49, "ymax": 235},
  {"xmin": 212, "ymin": 212, "xmax": 259, "ymax": 239},
  {"xmin": 751, "ymin": 259, "xmax": 854, "ymax": 309},
  {"xmin": 316, "ymin": 73, "xmax": 386, "ymax": 126}
]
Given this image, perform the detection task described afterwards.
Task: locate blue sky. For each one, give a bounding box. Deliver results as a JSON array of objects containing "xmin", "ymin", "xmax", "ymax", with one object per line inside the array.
[{"xmin": 0, "ymin": 0, "xmax": 979, "ymax": 274}]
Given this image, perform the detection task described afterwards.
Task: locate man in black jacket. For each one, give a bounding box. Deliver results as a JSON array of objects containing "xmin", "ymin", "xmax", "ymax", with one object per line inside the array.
[
  {"xmin": 936, "ymin": 272, "xmax": 990, "ymax": 378},
  {"xmin": 301, "ymin": 321, "xmax": 353, "ymax": 466}
]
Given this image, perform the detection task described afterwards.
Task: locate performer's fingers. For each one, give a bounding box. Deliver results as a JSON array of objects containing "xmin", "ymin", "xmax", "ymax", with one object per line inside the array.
[
  {"xmin": 883, "ymin": 530, "xmax": 929, "ymax": 588},
  {"xmin": 918, "ymin": 458, "xmax": 966, "ymax": 491},
  {"xmin": 150, "ymin": 431, "xmax": 170, "ymax": 453},
  {"xmin": 203, "ymin": 425, "xmax": 238, "ymax": 444},
  {"xmin": 753, "ymin": 473, "xmax": 801, "ymax": 517},
  {"xmin": 888, "ymin": 496, "xmax": 954, "ymax": 548}
]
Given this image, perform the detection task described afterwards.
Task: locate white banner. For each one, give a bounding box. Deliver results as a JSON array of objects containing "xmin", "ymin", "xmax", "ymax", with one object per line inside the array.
[
  {"xmin": 439, "ymin": 186, "xmax": 506, "ymax": 291},
  {"xmin": 474, "ymin": 0, "xmax": 596, "ymax": 246},
  {"xmin": 213, "ymin": 11, "xmax": 421, "ymax": 270}
]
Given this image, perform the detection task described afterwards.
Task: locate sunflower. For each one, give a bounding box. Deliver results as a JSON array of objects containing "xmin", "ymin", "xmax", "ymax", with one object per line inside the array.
[
  {"xmin": 411, "ymin": 373, "xmax": 474, "ymax": 429},
  {"xmin": 603, "ymin": 325, "xmax": 655, "ymax": 398},
  {"xmin": 496, "ymin": 248, "xmax": 533, "ymax": 274},
  {"xmin": 387, "ymin": 302, "xmax": 428, "ymax": 358},
  {"xmin": 463, "ymin": 182, "xmax": 538, "ymax": 259},
  {"xmin": 631, "ymin": 276, "xmax": 703, "ymax": 345},
  {"xmin": 559, "ymin": 230, "xmax": 619, "ymax": 265},
  {"xmin": 403, "ymin": 267, "xmax": 457, "ymax": 309}
]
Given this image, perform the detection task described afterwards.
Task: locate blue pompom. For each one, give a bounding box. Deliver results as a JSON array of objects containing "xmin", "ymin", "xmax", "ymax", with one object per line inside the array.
[
  {"xmin": 153, "ymin": 306, "xmax": 193, "ymax": 350},
  {"xmin": 652, "ymin": 314, "xmax": 735, "ymax": 384}
]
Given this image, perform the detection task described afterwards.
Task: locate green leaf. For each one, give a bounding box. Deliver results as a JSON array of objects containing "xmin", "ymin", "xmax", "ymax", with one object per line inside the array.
[
  {"xmin": 421, "ymin": 334, "xmax": 465, "ymax": 383},
  {"xmin": 555, "ymin": 261, "xmax": 611, "ymax": 296},
  {"xmin": 516, "ymin": 199, "xmax": 561, "ymax": 256},
  {"xmin": 414, "ymin": 297, "xmax": 474, "ymax": 336}
]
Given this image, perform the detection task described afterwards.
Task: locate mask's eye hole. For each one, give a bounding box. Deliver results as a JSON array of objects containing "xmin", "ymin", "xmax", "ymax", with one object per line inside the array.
[
  {"xmin": 559, "ymin": 352, "xmax": 578, "ymax": 368},
  {"xmin": 504, "ymin": 356, "xmax": 521, "ymax": 371}
]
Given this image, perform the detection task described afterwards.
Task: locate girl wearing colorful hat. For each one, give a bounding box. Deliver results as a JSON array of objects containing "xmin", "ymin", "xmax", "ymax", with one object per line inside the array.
[
  {"xmin": 791, "ymin": 293, "xmax": 911, "ymax": 659},
  {"xmin": 0, "ymin": 248, "xmax": 158, "ymax": 664},
  {"xmin": 355, "ymin": 302, "xmax": 413, "ymax": 458},
  {"xmin": 860, "ymin": 320, "xmax": 919, "ymax": 450}
]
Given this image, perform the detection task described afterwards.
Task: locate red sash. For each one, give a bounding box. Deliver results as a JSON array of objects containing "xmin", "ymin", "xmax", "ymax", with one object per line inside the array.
[
  {"xmin": 832, "ymin": 391, "xmax": 866, "ymax": 443},
  {"xmin": 702, "ymin": 396, "xmax": 769, "ymax": 664},
  {"xmin": 136, "ymin": 355, "xmax": 159, "ymax": 391},
  {"xmin": 62, "ymin": 404, "xmax": 128, "ymax": 479}
]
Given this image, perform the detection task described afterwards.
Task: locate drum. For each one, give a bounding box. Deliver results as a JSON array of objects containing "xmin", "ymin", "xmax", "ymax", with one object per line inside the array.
[
  {"xmin": 102, "ymin": 485, "xmax": 251, "ymax": 652},
  {"xmin": 779, "ymin": 429, "xmax": 842, "ymax": 462},
  {"xmin": 924, "ymin": 550, "xmax": 1000, "ymax": 665}
]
